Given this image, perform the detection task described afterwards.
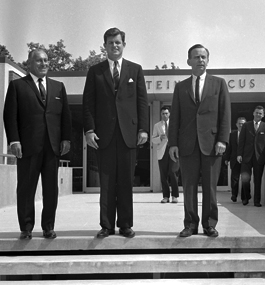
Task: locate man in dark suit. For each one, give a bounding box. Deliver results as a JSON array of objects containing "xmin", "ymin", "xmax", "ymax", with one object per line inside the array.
[
  {"xmin": 225, "ymin": 117, "xmax": 246, "ymax": 203},
  {"xmin": 237, "ymin": 106, "xmax": 265, "ymax": 207},
  {"xmin": 3, "ymin": 49, "xmax": 72, "ymax": 239},
  {"xmin": 83, "ymin": 27, "xmax": 148, "ymax": 238},
  {"xmin": 168, "ymin": 44, "xmax": 231, "ymax": 237}
]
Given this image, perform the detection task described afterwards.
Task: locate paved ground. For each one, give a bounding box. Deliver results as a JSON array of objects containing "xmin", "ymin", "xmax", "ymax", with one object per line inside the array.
[{"xmin": 1, "ymin": 191, "xmax": 265, "ymax": 238}]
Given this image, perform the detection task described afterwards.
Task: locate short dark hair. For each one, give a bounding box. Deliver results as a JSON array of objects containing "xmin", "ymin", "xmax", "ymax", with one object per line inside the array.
[
  {"xmin": 254, "ymin": 105, "xmax": 265, "ymax": 112},
  {"xmin": 161, "ymin": 106, "xmax": 170, "ymax": 112},
  {"xmin": 104, "ymin": 28, "xmax": 125, "ymax": 43},
  {"xmin": 237, "ymin": 117, "xmax": 246, "ymax": 123},
  {"xmin": 188, "ymin": 44, "xmax": 209, "ymax": 59},
  {"xmin": 28, "ymin": 49, "xmax": 47, "ymax": 60}
]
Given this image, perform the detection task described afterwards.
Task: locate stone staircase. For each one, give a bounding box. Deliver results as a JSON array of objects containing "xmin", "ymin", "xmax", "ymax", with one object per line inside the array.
[{"xmin": 1, "ymin": 234, "xmax": 265, "ymax": 284}]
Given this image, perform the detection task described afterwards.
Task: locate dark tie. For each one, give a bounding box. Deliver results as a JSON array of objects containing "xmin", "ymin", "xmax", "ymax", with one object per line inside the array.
[
  {"xmin": 113, "ymin": 61, "xmax": 120, "ymax": 91},
  {"xmin": 254, "ymin": 122, "xmax": 259, "ymax": 132},
  {"xmin": 165, "ymin": 121, "xmax": 168, "ymax": 137},
  {"xmin": 195, "ymin": 76, "xmax": 200, "ymax": 104},
  {"xmin": 38, "ymin": 78, "xmax": 46, "ymax": 102}
]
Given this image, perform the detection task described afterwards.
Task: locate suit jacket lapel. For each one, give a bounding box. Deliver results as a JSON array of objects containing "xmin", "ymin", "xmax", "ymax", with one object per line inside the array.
[
  {"xmin": 101, "ymin": 60, "xmax": 115, "ymax": 94},
  {"xmin": 186, "ymin": 76, "xmax": 195, "ymax": 104},
  {"xmin": 201, "ymin": 74, "xmax": 211, "ymax": 102},
  {"xmin": 25, "ymin": 74, "xmax": 45, "ymax": 106},
  {"xmin": 119, "ymin": 59, "xmax": 128, "ymax": 88}
]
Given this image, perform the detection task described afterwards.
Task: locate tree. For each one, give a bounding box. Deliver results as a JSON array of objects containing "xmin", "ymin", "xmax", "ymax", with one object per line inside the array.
[
  {"xmin": 161, "ymin": 62, "xmax": 167, "ymax": 69},
  {"xmin": 0, "ymin": 45, "xmax": 14, "ymax": 61},
  {"xmin": 72, "ymin": 47, "xmax": 106, "ymax": 71}
]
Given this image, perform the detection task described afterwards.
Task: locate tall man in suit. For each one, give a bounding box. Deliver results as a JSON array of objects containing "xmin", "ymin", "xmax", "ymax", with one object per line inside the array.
[
  {"xmin": 237, "ymin": 106, "xmax": 265, "ymax": 207},
  {"xmin": 3, "ymin": 49, "xmax": 72, "ymax": 239},
  {"xmin": 83, "ymin": 27, "xmax": 148, "ymax": 238},
  {"xmin": 168, "ymin": 44, "xmax": 231, "ymax": 237},
  {"xmin": 225, "ymin": 117, "xmax": 246, "ymax": 202},
  {"xmin": 152, "ymin": 106, "xmax": 179, "ymax": 203}
]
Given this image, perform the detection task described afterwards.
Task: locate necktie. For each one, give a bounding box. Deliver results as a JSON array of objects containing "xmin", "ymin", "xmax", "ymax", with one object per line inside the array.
[
  {"xmin": 113, "ymin": 61, "xmax": 120, "ymax": 91},
  {"xmin": 254, "ymin": 122, "xmax": 259, "ymax": 132},
  {"xmin": 38, "ymin": 78, "xmax": 46, "ymax": 102},
  {"xmin": 165, "ymin": 121, "xmax": 168, "ymax": 137},
  {"xmin": 195, "ymin": 76, "xmax": 200, "ymax": 104}
]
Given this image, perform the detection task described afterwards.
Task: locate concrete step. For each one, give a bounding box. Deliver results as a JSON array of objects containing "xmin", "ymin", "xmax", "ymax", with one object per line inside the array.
[
  {"xmin": 0, "ymin": 279, "xmax": 265, "ymax": 284},
  {"xmin": 1, "ymin": 235, "xmax": 265, "ymax": 252},
  {"xmin": 1, "ymin": 253, "xmax": 265, "ymax": 275}
]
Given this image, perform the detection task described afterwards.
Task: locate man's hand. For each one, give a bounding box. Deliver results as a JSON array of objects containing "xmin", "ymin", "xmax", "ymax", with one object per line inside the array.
[
  {"xmin": 60, "ymin": 140, "xmax": 71, "ymax": 156},
  {"xmin": 215, "ymin": 141, "xmax": 226, "ymax": 155},
  {"xmin": 137, "ymin": 131, "xmax": 148, "ymax": 145},
  {"xmin": 11, "ymin": 143, "xmax": 22, "ymax": 159},
  {"xmin": 237, "ymin": 156, "xmax": 242, "ymax": 163},
  {"xmin": 169, "ymin": 146, "xmax": 179, "ymax": 162},
  {"xmin": 85, "ymin": 132, "xmax": 99, "ymax": 149},
  {"xmin": 160, "ymin": 134, "xmax": 167, "ymax": 140}
]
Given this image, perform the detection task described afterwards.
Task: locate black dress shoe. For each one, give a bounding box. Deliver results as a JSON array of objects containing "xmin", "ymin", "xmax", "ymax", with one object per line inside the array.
[
  {"xmin": 242, "ymin": 199, "xmax": 249, "ymax": 206},
  {"xmin": 254, "ymin": 203, "xmax": 262, "ymax": 207},
  {"xmin": 231, "ymin": 195, "xmax": 237, "ymax": 202},
  {"xmin": 43, "ymin": 230, "xmax": 57, "ymax": 239},
  {"xmin": 97, "ymin": 228, "xmax": 115, "ymax": 238},
  {"xmin": 20, "ymin": 231, "xmax": 32, "ymax": 240},
  {"xmin": 119, "ymin": 228, "xmax": 135, "ymax": 238},
  {"xmin": 179, "ymin": 227, "xmax": 198, "ymax": 237},
  {"xmin": 203, "ymin": 226, "xmax": 219, "ymax": 237}
]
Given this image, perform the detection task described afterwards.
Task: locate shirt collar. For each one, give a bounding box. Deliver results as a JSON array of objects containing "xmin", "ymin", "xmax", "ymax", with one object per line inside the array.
[
  {"xmin": 192, "ymin": 72, "xmax": 206, "ymax": 81},
  {"xmin": 108, "ymin": 57, "xmax": 123, "ymax": 68},
  {"xmin": 30, "ymin": 72, "xmax": 47, "ymax": 85}
]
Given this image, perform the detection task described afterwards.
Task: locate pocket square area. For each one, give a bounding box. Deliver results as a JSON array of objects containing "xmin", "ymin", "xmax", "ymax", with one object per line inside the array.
[
  {"xmin": 128, "ymin": 78, "xmax": 134, "ymax": 83},
  {"xmin": 55, "ymin": 97, "xmax": 61, "ymax": 99}
]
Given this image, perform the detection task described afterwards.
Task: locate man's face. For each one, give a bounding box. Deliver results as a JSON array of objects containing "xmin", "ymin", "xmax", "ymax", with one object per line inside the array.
[
  {"xmin": 187, "ymin": 48, "xmax": 209, "ymax": 76},
  {"xmin": 161, "ymin": 109, "xmax": 170, "ymax": 122},
  {"xmin": 104, "ymin": 34, "xmax": 126, "ymax": 61},
  {"xmin": 236, "ymin": 119, "xmax": 246, "ymax": 132},
  {"xmin": 28, "ymin": 50, "xmax": 49, "ymax": 78},
  {"xmin": 253, "ymin": 108, "xmax": 264, "ymax": 122}
]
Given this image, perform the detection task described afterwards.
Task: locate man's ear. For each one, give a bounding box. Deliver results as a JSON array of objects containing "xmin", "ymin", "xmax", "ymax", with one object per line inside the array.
[{"xmin": 187, "ymin": 59, "xmax": 191, "ymax": 67}]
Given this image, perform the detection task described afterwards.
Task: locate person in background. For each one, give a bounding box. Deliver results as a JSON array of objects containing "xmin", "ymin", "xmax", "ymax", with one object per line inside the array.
[
  {"xmin": 225, "ymin": 117, "xmax": 246, "ymax": 203},
  {"xmin": 3, "ymin": 49, "xmax": 72, "ymax": 240},
  {"xmin": 83, "ymin": 27, "xmax": 148, "ymax": 238},
  {"xmin": 237, "ymin": 106, "xmax": 265, "ymax": 207},
  {"xmin": 152, "ymin": 106, "xmax": 179, "ymax": 203},
  {"xmin": 168, "ymin": 44, "xmax": 231, "ymax": 238}
]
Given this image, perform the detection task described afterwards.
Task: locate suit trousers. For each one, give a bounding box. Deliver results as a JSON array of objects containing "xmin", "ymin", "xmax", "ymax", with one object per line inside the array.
[
  {"xmin": 241, "ymin": 154, "xmax": 264, "ymax": 204},
  {"xmin": 17, "ymin": 131, "xmax": 59, "ymax": 232},
  {"xmin": 180, "ymin": 141, "xmax": 221, "ymax": 229},
  {"xmin": 158, "ymin": 146, "xmax": 179, "ymax": 198},
  {"xmin": 96, "ymin": 123, "xmax": 136, "ymax": 230},
  {"xmin": 230, "ymin": 162, "xmax": 245, "ymax": 200}
]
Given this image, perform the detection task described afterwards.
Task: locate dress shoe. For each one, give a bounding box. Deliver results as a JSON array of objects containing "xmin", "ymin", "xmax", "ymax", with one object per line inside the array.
[
  {"xmin": 254, "ymin": 203, "xmax": 262, "ymax": 207},
  {"xmin": 242, "ymin": 199, "xmax": 249, "ymax": 206},
  {"xmin": 231, "ymin": 195, "xmax": 237, "ymax": 202},
  {"xmin": 161, "ymin": 197, "xmax": 169, "ymax": 203},
  {"xmin": 179, "ymin": 227, "xmax": 198, "ymax": 237},
  {"xmin": 43, "ymin": 230, "xmax": 57, "ymax": 239},
  {"xmin": 96, "ymin": 228, "xmax": 115, "ymax": 238},
  {"xmin": 203, "ymin": 226, "xmax": 219, "ymax": 237},
  {"xmin": 20, "ymin": 231, "xmax": 32, "ymax": 240},
  {"xmin": 171, "ymin": 196, "xmax": 178, "ymax": 203},
  {"xmin": 119, "ymin": 228, "xmax": 135, "ymax": 238}
]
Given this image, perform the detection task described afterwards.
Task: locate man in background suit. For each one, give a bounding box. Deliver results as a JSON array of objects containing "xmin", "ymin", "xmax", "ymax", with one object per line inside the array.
[
  {"xmin": 3, "ymin": 49, "xmax": 72, "ymax": 239},
  {"xmin": 152, "ymin": 106, "xmax": 179, "ymax": 203},
  {"xmin": 83, "ymin": 27, "xmax": 148, "ymax": 238},
  {"xmin": 225, "ymin": 117, "xmax": 246, "ymax": 202},
  {"xmin": 237, "ymin": 106, "xmax": 265, "ymax": 207},
  {"xmin": 168, "ymin": 44, "xmax": 231, "ymax": 237}
]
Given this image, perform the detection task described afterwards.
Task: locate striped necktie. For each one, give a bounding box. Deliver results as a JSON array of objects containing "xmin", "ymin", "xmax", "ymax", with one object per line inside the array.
[
  {"xmin": 38, "ymin": 78, "xmax": 46, "ymax": 103},
  {"xmin": 113, "ymin": 61, "xmax": 120, "ymax": 91}
]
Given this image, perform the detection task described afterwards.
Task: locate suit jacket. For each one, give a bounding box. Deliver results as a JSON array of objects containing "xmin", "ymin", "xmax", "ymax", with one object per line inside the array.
[
  {"xmin": 152, "ymin": 120, "xmax": 168, "ymax": 160},
  {"xmin": 237, "ymin": 121, "xmax": 265, "ymax": 165},
  {"xmin": 168, "ymin": 74, "xmax": 231, "ymax": 157},
  {"xmin": 3, "ymin": 74, "xmax": 72, "ymax": 157},
  {"xmin": 225, "ymin": 130, "xmax": 240, "ymax": 169},
  {"xmin": 83, "ymin": 59, "xmax": 148, "ymax": 149}
]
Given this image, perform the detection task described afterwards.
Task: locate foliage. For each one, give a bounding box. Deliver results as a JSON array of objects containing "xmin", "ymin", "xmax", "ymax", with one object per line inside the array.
[{"xmin": 0, "ymin": 45, "xmax": 14, "ymax": 61}]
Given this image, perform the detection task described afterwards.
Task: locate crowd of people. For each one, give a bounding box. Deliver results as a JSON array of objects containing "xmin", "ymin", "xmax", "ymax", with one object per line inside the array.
[{"xmin": 4, "ymin": 27, "xmax": 262, "ymax": 241}]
